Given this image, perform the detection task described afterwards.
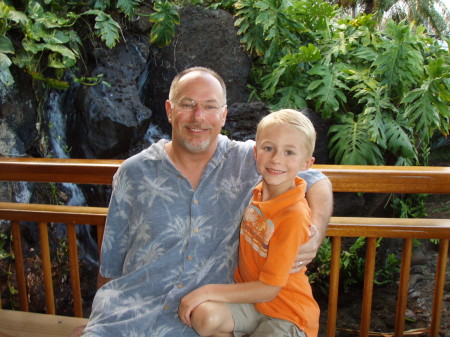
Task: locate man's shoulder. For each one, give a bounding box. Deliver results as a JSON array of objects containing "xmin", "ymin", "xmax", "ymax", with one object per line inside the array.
[{"xmin": 217, "ymin": 134, "xmax": 255, "ymax": 154}]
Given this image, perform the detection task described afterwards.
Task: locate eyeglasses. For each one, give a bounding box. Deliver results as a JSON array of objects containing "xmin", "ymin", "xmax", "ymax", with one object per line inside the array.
[{"xmin": 170, "ymin": 99, "xmax": 226, "ymax": 114}]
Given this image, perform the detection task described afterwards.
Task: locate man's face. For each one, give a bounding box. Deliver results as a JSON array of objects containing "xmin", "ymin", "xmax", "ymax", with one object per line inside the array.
[{"xmin": 166, "ymin": 72, "xmax": 227, "ymax": 154}]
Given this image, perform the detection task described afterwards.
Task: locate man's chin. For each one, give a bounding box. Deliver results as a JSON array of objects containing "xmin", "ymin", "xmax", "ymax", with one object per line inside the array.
[{"xmin": 182, "ymin": 140, "xmax": 211, "ymax": 153}]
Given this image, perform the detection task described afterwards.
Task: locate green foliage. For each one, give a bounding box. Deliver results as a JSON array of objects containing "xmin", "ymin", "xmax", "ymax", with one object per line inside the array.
[
  {"xmin": 0, "ymin": 0, "xmax": 133, "ymax": 88},
  {"xmin": 150, "ymin": 0, "xmax": 180, "ymax": 47},
  {"xmin": 308, "ymin": 237, "xmax": 400, "ymax": 295},
  {"xmin": 328, "ymin": 113, "xmax": 384, "ymax": 164},
  {"xmin": 233, "ymin": 0, "xmax": 449, "ymax": 166},
  {"xmin": 392, "ymin": 194, "xmax": 428, "ymax": 219}
]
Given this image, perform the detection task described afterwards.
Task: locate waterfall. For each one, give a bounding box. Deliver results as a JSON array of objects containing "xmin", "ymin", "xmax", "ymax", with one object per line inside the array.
[
  {"xmin": 46, "ymin": 90, "xmax": 99, "ymax": 267},
  {"xmin": 47, "ymin": 91, "xmax": 86, "ymax": 206}
]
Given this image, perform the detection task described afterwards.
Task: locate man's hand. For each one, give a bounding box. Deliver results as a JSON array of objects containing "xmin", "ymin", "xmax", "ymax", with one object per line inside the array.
[
  {"xmin": 70, "ymin": 325, "xmax": 86, "ymax": 337},
  {"xmin": 292, "ymin": 224, "xmax": 320, "ymax": 273}
]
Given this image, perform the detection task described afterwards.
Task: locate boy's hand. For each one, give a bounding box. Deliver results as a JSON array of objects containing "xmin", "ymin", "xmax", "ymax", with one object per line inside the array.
[{"xmin": 178, "ymin": 287, "xmax": 209, "ymax": 327}]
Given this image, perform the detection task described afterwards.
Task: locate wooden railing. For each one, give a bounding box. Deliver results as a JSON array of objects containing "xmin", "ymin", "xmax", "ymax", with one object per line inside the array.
[{"xmin": 0, "ymin": 158, "xmax": 449, "ymax": 337}]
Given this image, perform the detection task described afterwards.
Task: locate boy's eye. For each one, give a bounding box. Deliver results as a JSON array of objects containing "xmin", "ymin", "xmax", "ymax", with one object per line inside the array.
[
  {"xmin": 286, "ymin": 150, "xmax": 295, "ymax": 156},
  {"xmin": 263, "ymin": 146, "xmax": 272, "ymax": 152}
]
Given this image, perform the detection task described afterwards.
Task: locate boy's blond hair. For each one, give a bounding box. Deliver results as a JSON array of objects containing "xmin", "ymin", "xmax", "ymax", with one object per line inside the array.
[{"xmin": 255, "ymin": 109, "xmax": 316, "ymax": 157}]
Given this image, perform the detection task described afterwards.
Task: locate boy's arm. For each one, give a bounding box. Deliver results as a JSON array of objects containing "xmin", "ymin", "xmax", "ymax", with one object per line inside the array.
[
  {"xmin": 178, "ymin": 281, "xmax": 280, "ymax": 326},
  {"xmin": 295, "ymin": 178, "xmax": 333, "ymax": 269}
]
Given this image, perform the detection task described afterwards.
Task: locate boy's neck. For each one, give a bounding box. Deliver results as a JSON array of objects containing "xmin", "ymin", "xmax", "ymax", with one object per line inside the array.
[{"xmin": 260, "ymin": 180, "xmax": 296, "ymax": 202}]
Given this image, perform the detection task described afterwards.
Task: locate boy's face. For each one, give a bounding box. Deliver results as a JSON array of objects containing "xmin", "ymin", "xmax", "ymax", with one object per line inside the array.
[{"xmin": 254, "ymin": 124, "xmax": 315, "ymax": 196}]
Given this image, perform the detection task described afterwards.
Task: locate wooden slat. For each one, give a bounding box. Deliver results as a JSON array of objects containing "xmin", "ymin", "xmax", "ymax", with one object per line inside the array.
[
  {"xmin": 326, "ymin": 236, "xmax": 341, "ymax": 337},
  {"xmin": 2, "ymin": 203, "xmax": 449, "ymax": 239},
  {"xmin": 430, "ymin": 239, "xmax": 449, "ymax": 337},
  {"xmin": 0, "ymin": 202, "xmax": 107, "ymax": 225},
  {"xmin": 1, "ymin": 159, "xmax": 450, "ymax": 194},
  {"xmin": 394, "ymin": 238, "xmax": 413, "ymax": 336},
  {"xmin": 0, "ymin": 158, "xmax": 121, "ymax": 185},
  {"xmin": 0, "ymin": 309, "xmax": 88, "ymax": 337},
  {"xmin": 328, "ymin": 217, "xmax": 450, "ymax": 239},
  {"xmin": 315, "ymin": 164, "xmax": 450, "ymax": 194},
  {"xmin": 67, "ymin": 224, "xmax": 82, "ymax": 318},
  {"xmin": 360, "ymin": 237, "xmax": 377, "ymax": 337},
  {"xmin": 38, "ymin": 222, "xmax": 55, "ymax": 315},
  {"xmin": 10, "ymin": 221, "xmax": 27, "ymax": 312}
]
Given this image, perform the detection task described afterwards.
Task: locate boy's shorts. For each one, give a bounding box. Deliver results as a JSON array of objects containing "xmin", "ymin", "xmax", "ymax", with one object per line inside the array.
[{"xmin": 227, "ymin": 303, "xmax": 307, "ymax": 337}]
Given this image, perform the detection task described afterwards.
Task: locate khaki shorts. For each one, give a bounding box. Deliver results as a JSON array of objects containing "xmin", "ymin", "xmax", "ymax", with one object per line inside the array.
[{"xmin": 227, "ymin": 303, "xmax": 306, "ymax": 337}]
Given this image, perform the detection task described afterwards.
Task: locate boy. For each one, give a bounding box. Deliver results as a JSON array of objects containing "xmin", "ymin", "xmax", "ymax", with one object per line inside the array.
[{"xmin": 178, "ymin": 109, "xmax": 320, "ymax": 337}]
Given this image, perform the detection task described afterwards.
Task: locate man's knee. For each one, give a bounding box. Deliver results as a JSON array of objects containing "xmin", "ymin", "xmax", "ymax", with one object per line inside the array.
[{"xmin": 191, "ymin": 302, "xmax": 221, "ymax": 336}]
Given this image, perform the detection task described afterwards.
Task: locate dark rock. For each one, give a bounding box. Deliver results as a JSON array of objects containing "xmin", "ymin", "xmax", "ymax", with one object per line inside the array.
[
  {"xmin": 140, "ymin": 6, "xmax": 252, "ymax": 135},
  {"xmin": 224, "ymin": 101, "xmax": 270, "ymax": 141},
  {"xmin": 66, "ymin": 33, "xmax": 152, "ymax": 159}
]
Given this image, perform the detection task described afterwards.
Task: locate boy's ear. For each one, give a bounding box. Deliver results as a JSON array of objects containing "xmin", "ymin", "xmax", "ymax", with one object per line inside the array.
[
  {"xmin": 253, "ymin": 145, "xmax": 257, "ymax": 161},
  {"xmin": 303, "ymin": 157, "xmax": 315, "ymax": 171}
]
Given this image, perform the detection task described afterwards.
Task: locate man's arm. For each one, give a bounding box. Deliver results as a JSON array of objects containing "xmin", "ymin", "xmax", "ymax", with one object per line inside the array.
[{"xmin": 297, "ymin": 178, "xmax": 333, "ymax": 266}]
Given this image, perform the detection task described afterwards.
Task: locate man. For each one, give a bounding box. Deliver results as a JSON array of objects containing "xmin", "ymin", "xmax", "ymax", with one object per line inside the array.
[{"xmin": 73, "ymin": 67, "xmax": 332, "ymax": 337}]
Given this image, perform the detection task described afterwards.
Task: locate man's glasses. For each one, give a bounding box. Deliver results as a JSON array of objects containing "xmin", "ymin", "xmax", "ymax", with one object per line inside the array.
[{"xmin": 171, "ymin": 99, "xmax": 226, "ymax": 114}]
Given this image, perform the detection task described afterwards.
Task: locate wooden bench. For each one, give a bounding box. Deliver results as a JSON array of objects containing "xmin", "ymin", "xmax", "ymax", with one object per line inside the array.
[
  {"xmin": 0, "ymin": 309, "xmax": 88, "ymax": 337},
  {"xmin": 0, "ymin": 158, "xmax": 449, "ymax": 337}
]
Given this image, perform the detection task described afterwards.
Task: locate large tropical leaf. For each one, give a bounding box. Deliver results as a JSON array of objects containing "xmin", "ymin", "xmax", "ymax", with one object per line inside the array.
[
  {"xmin": 402, "ymin": 57, "xmax": 450, "ymax": 143},
  {"xmin": 93, "ymin": 12, "xmax": 121, "ymax": 48},
  {"xmin": 234, "ymin": 0, "xmax": 267, "ymax": 56},
  {"xmin": 306, "ymin": 63, "xmax": 349, "ymax": 119},
  {"xmin": 271, "ymin": 84, "xmax": 308, "ymax": 110},
  {"xmin": 383, "ymin": 115, "xmax": 416, "ymax": 160},
  {"xmin": 150, "ymin": 0, "xmax": 180, "ymax": 47},
  {"xmin": 117, "ymin": 0, "xmax": 142, "ymax": 18},
  {"xmin": 373, "ymin": 20, "xmax": 425, "ymax": 97},
  {"xmin": 0, "ymin": 52, "xmax": 13, "ymax": 86},
  {"xmin": 328, "ymin": 114, "xmax": 384, "ymax": 165}
]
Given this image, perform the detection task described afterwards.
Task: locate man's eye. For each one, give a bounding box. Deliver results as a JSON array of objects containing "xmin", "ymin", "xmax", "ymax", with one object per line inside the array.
[
  {"xmin": 206, "ymin": 105, "xmax": 219, "ymax": 111},
  {"xmin": 182, "ymin": 103, "xmax": 195, "ymax": 109}
]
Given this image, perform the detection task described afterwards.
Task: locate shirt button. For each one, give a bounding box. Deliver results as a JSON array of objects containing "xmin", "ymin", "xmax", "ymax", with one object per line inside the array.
[
  {"xmin": 177, "ymin": 283, "xmax": 183, "ymax": 288},
  {"xmin": 193, "ymin": 228, "xmax": 199, "ymax": 233},
  {"xmin": 164, "ymin": 305, "xmax": 169, "ymax": 310},
  {"xmin": 187, "ymin": 256, "xmax": 193, "ymax": 261},
  {"xmin": 193, "ymin": 199, "xmax": 198, "ymax": 205}
]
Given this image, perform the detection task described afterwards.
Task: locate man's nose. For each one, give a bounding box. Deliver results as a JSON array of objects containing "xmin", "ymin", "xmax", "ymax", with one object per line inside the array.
[{"xmin": 192, "ymin": 104, "xmax": 206, "ymax": 118}]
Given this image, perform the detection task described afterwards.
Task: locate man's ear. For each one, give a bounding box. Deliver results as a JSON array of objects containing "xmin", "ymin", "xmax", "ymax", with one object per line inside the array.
[
  {"xmin": 221, "ymin": 105, "xmax": 228, "ymax": 127},
  {"xmin": 165, "ymin": 100, "xmax": 173, "ymax": 124},
  {"xmin": 303, "ymin": 157, "xmax": 315, "ymax": 171}
]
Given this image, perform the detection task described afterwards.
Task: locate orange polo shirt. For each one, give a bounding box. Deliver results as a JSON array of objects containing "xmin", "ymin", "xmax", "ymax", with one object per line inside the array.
[{"xmin": 234, "ymin": 177, "xmax": 319, "ymax": 336}]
